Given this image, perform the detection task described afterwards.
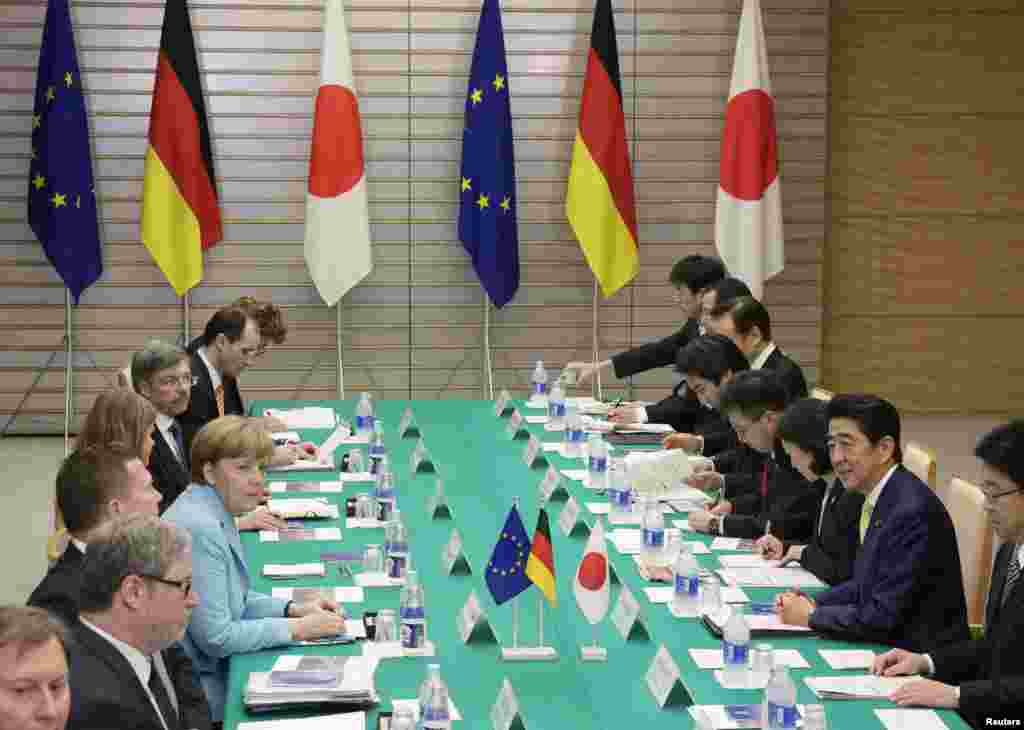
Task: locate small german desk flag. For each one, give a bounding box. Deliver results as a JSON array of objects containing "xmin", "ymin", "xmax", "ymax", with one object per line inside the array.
[
  {"xmin": 526, "ymin": 508, "xmax": 556, "ymax": 606},
  {"xmin": 566, "ymin": 0, "xmax": 638, "ymax": 298},
  {"xmin": 141, "ymin": 0, "xmax": 222, "ymax": 295}
]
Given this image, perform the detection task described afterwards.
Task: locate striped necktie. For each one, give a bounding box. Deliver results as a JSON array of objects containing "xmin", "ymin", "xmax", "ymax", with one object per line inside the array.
[
  {"xmin": 215, "ymin": 384, "xmax": 225, "ymax": 417},
  {"xmin": 1003, "ymin": 547, "xmax": 1021, "ymax": 606}
]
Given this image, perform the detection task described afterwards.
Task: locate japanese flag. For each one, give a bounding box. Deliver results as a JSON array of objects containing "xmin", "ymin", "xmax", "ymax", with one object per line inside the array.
[{"xmin": 574, "ymin": 519, "xmax": 610, "ymax": 625}]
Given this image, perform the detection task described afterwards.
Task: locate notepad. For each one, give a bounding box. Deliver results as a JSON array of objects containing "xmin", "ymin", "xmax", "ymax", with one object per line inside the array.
[
  {"xmin": 804, "ymin": 674, "xmax": 917, "ymax": 699},
  {"xmin": 263, "ymin": 563, "xmax": 326, "ymax": 578},
  {"xmin": 271, "ymin": 586, "xmax": 365, "ymax": 604},
  {"xmin": 818, "ymin": 649, "xmax": 875, "ymax": 670}
]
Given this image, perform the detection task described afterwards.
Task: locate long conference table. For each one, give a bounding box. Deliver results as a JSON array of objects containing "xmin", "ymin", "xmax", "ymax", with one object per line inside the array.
[{"xmin": 223, "ymin": 399, "xmax": 972, "ymax": 730}]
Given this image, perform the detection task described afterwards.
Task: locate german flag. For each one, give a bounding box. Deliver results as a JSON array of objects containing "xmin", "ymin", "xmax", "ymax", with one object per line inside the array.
[
  {"xmin": 140, "ymin": 0, "xmax": 222, "ymax": 295},
  {"xmin": 566, "ymin": 0, "xmax": 638, "ymax": 297},
  {"xmin": 525, "ymin": 508, "xmax": 556, "ymax": 606}
]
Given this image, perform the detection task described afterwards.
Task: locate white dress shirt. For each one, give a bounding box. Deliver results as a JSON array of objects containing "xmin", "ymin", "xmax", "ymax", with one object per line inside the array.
[
  {"xmin": 196, "ymin": 346, "xmax": 222, "ymax": 392},
  {"xmin": 750, "ymin": 342, "xmax": 777, "ymax": 371},
  {"xmin": 156, "ymin": 412, "xmax": 185, "ymax": 464}
]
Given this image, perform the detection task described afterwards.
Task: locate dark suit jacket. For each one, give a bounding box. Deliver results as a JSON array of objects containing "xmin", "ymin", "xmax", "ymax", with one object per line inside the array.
[
  {"xmin": 27, "ymin": 542, "xmax": 84, "ymax": 625},
  {"xmin": 179, "ymin": 351, "xmax": 244, "ymax": 455},
  {"xmin": 715, "ymin": 446, "xmax": 821, "ymax": 541},
  {"xmin": 149, "ymin": 425, "xmax": 191, "ymax": 514},
  {"xmin": 795, "ymin": 478, "xmax": 864, "ymax": 586},
  {"xmin": 930, "ymin": 542, "xmax": 1024, "ymax": 729},
  {"xmin": 68, "ymin": 620, "xmax": 212, "ymax": 730},
  {"xmin": 611, "ymin": 319, "xmax": 700, "ymax": 379},
  {"xmin": 760, "ymin": 347, "xmax": 808, "ymax": 401},
  {"xmin": 810, "ymin": 466, "xmax": 969, "ymax": 652}
]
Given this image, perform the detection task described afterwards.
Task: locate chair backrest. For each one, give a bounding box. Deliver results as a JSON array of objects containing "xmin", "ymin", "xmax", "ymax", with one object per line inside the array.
[
  {"xmin": 947, "ymin": 476, "xmax": 996, "ymax": 625},
  {"xmin": 904, "ymin": 441, "xmax": 938, "ymax": 491},
  {"xmin": 810, "ymin": 387, "xmax": 834, "ymax": 401}
]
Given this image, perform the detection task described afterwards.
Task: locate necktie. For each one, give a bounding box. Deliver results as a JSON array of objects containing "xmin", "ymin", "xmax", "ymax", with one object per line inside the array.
[
  {"xmin": 148, "ymin": 656, "xmax": 179, "ymax": 730},
  {"xmin": 818, "ymin": 483, "xmax": 837, "ymax": 538},
  {"xmin": 1002, "ymin": 547, "xmax": 1021, "ymax": 607},
  {"xmin": 760, "ymin": 462, "xmax": 770, "ymax": 500},
  {"xmin": 168, "ymin": 421, "xmax": 186, "ymax": 466},
  {"xmin": 215, "ymin": 384, "xmax": 225, "ymax": 417},
  {"xmin": 859, "ymin": 500, "xmax": 874, "ymax": 543}
]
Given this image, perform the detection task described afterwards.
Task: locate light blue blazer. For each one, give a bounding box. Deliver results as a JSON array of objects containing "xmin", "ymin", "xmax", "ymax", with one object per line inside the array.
[{"xmin": 163, "ymin": 483, "xmax": 292, "ymax": 721}]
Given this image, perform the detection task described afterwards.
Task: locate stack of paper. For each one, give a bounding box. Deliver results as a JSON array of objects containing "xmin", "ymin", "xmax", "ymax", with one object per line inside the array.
[
  {"xmin": 264, "ymin": 407, "xmax": 337, "ymax": 429},
  {"xmin": 716, "ymin": 565, "xmax": 825, "ymax": 589},
  {"xmin": 245, "ymin": 655, "xmax": 377, "ymax": 710},
  {"xmin": 266, "ymin": 498, "xmax": 339, "ymax": 520},
  {"xmin": 819, "ymin": 649, "xmax": 875, "ymax": 670},
  {"xmin": 238, "ymin": 712, "xmax": 366, "ymax": 730},
  {"xmin": 625, "ymin": 450, "xmax": 698, "ymax": 497},
  {"xmin": 804, "ymin": 674, "xmax": 917, "ymax": 700},
  {"xmin": 263, "ymin": 563, "xmax": 326, "ymax": 578}
]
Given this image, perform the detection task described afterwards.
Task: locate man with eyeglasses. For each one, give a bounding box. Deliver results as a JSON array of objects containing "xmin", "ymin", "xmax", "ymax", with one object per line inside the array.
[
  {"xmin": 67, "ymin": 514, "xmax": 211, "ymax": 730},
  {"xmin": 871, "ymin": 421, "xmax": 1024, "ymax": 728},
  {"xmin": 29, "ymin": 448, "xmax": 162, "ymax": 625}
]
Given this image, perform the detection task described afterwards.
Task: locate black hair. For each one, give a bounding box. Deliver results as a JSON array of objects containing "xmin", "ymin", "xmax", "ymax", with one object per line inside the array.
[
  {"xmin": 975, "ymin": 421, "xmax": 1024, "ymax": 488},
  {"xmin": 778, "ymin": 398, "xmax": 832, "ymax": 476},
  {"xmin": 675, "ymin": 334, "xmax": 749, "ymax": 384},
  {"xmin": 202, "ymin": 306, "xmax": 251, "ymax": 347},
  {"xmin": 708, "ymin": 277, "xmax": 752, "ymax": 307},
  {"xmin": 711, "ymin": 296, "xmax": 772, "ymax": 342},
  {"xmin": 826, "ymin": 394, "xmax": 903, "ymax": 463},
  {"xmin": 719, "ymin": 370, "xmax": 789, "ymax": 421},
  {"xmin": 668, "ymin": 255, "xmax": 726, "ymax": 294}
]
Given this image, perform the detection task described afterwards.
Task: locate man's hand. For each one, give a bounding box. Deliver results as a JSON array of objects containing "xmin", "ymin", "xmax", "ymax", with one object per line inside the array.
[
  {"xmin": 686, "ymin": 470, "xmax": 724, "ymax": 492},
  {"xmin": 237, "ymin": 507, "xmax": 289, "ymax": 532},
  {"xmin": 268, "ymin": 444, "xmax": 301, "ymax": 467},
  {"xmin": 777, "ymin": 592, "xmax": 815, "ymax": 627},
  {"xmin": 564, "ymin": 361, "xmax": 607, "ymax": 386},
  {"xmin": 688, "ymin": 510, "xmax": 716, "ymax": 533},
  {"xmin": 662, "ymin": 432, "xmax": 701, "ymax": 452},
  {"xmin": 289, "ymin": 596, "xmax": 342, "ymax": 618},
  {"xmin": 709, "ymin": 500, "xmax": 733, "ymax": 515},
  {"xmin": 608, "ymin": 405, "xmax": 645, "ymax": 424},
  {"xmin": 757, "ymin": 534, "xmax": 785, "ymax": 560},
  {"xmin": 889, "ymin": 679, "xmax": 959, "ymax": 709},
  {"xmin": 873, "ymin": 648, "xmax": 930, "ymax": 677},
  {"xmin": 291, "ymin": 609, "xmax": 346, "ymax": 641}
]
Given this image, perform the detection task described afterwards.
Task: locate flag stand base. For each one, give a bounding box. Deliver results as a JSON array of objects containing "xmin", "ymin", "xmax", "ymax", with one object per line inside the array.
[
  {"xmin": 501, "ymin": 646, "xmax": 558, "ymax": 662},
  {"xmin": 580, "ymin": 645, "xmax": 607, "ymax": 662}
]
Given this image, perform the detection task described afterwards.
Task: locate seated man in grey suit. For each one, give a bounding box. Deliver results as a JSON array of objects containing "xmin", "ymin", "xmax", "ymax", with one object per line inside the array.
[
  {"xmin": 874, "ymin": 421, "xmax": 1024, "ymax": 729},
  {"xmin": 67, "ymin": 514, "xmax": 211, "ymax": 730},
  {"xmin": 29, "ymin": 447, "xmax": 162, "ymax": 625},
  {"xmin": 0, "ymin": 605, "xmax": 71, "ymax": 730}
]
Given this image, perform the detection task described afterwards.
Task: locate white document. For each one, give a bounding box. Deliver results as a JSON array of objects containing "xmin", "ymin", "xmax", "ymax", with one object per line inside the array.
[
  {"xmin": 586, "ymin": 502, "xmax": 611, "ymax": 514},
  {"xmin": 391, "ymin": 697, "xmax": 463, "ymax": 722},
  {"xmin": 625, "ymin": 450, "xmax": 697, "ymax": 496},
  {"xmin": 716, "ymin": 566, "xmax": 825, "ymax": 589},
  {"xmin": 524, "ymin": 415, "xmax": 549, "ymax": 424},
  {"xmin": 560, "ymin": 469, "xmax": 589, "ymax": 481},
  {"xmin": 745, "ymin": 614, "xmax": 814, "ymax": 633},
  {"xmin": 271, "ymin": 586, "xmax": 365, "ymax": 603},
  {"xmin": 265, "ymin": 458, "xmax": 336, "ymax": 474},
  {"xmin": 263, "ymin": 407, "xmax": 337, "ymax": 429},
  {"xmin": 804, "ymin": 674, "xmax": 917, "ymax": 699},
  {"xmin": 875, "ymin": 709, "xmax": 949, "ymax": 730},
  {"xmin": 269, "ymin": 481, "xmax": 346, "ymax": 493},
  {"xmin": 263, "ymin": 563, "xmax": 326, "ymax": 578},
  {"xmin": 713, "ymin": 669, "xmax": 771, "ymax": 690},
  {"xmin": 238, "ymin": 712, "xmax": 365, "ymax": 730},
  {"xmin": 609, "ymin": 528, "xmax": 681, "ymax": 555},
  {"xmin": 259, "ymin": 527, "xmax": 342, "ymax": 542},
  {"xmin": 616, "ymin": 422, "xmax": 673, "ymax": 434},
  {"xmin": 819, "ymin": 649, "xmax": 875, "ymax": 670},
  {"xmin": 643, "ymin": 585, "xmax": 749, "ymax": 604},
  {"xmin": 718, "ymin": 554, "xmax": 783, "ymax": 568},
  {"xmin": 710, "ymin": 537, "xmax": 753, "ymax": 551},
  {"xmin": 266, "ymin": 499, "xmax": 338, "ymax": 520},
  {"xmin": 345, "ymin": 518, "xmax": 384, "ymax": 529},
  {"xmin": 689, "ymin": 705, "xmax": 808, "ymax": 730},
  {"xmin": 691, "ymin": 648, "xmax": 808, "ymax": 670},
  {"xmin": 354, "ymin": 572, "xmax": 404, "ymax": 588}
]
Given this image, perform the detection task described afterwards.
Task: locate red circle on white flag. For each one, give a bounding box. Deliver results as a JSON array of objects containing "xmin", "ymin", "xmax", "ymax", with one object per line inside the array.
[
  {"xmin": 308, "ymin": 84, "xmax": 364, "ymax": 197},
  {"xmin": 719, "ymin": 89, "xmax": 778, "ymax": 202},
  {"xmin": 578, "ymin": 553, "xmax": 607, "ymax": 591}
]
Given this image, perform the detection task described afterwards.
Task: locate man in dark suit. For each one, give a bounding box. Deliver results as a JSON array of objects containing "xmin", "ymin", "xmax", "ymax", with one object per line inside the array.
[
  {"xmin": 708, "ymin": 296, "xmax": 808, "ymax": 401},
  {"xmin": 29, "ymin": 448, "xmax": 162, "ymax": 625},
  {"xmin": 777, "ymin": 394, "xmax": 969, "ymax": 652},
  {"xmin": 132, "ymin": 340, "xmax": 193, "ymax": 511},
  {"xmin": 756, "ymin": 398, "xmax": 865, "ymax": 585},
  {"xmin": 688, "ymin": 371, "xmax": 821, "ymax": 541},
  {"xmin": 873, "ymin": 421, "xmax": 1024, "ymax": 728},
  {"xmin": 0, "ymin": 606, "xmax": 71, "ymax": 730},
  {"xmin": 68, "ymin": 514, "xmax": 211, "ymax": 730}
]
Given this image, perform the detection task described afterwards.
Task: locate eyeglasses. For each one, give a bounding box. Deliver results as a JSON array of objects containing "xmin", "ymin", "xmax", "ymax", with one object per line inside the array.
[
  {"xmin": 982, "ymin": 486, "xmax": 1024, "ymax": 503},
  {"xmin": 156, "ymin": 375, "xmax": 197, "ymax": 388},
  {"xmin": 139, "ymin": 574, "xmax": 192, "ymax": 596}
]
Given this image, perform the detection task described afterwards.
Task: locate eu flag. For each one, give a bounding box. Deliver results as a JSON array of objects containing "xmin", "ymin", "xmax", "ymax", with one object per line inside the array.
[
  {"xmin": 485, "ymin": 504, "xmax": 533, "ymax": 605},
  {"xmin": 457, "ymin": 0, "xmax": 519, "ymax": 308},
  {"xmin": 27, "ymin": 0, "xmax": 102, "ymax": 303}
]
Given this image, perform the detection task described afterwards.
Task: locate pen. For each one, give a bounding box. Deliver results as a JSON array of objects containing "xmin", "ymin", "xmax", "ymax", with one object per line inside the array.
[{"xmin": 764, "ymin": 519, "xmax": 772, "ymax": 538}]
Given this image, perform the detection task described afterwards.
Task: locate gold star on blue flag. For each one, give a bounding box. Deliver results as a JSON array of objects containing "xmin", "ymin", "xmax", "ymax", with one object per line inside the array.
[
  {"xmin": 458, "ymin": 0, "xmax": 519, "ymax": 309},
  {"xmin": 27, "ymin": 0, "xmax": 102, "ymax": 302},
  {"xmin": 485, "ymin": 504, "xmax": 533, "ymax": 605}
]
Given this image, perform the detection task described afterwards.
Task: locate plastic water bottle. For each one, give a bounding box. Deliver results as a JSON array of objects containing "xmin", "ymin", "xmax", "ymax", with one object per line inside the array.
[
  {"xmin": 399, "ymin": 569, "xmax": 426, "ymax": 650},
  {"xmin": 671, "ymin": 542, "xmax": 701, "ymax": 617},
  {"xmin": 530, "ymin": 360, "xmax": 548, "ymax": 402},
  {"xmin": 420, "ymin": 664, "xmax": 450, "ymax": 729},
  {"xmin": 374, "ymin": 468, "xmax": 396, "ymax": 523},
  {"xmin": 354, "ymin": 392, "xmax": 375, "ymax": 436},
  {"xmin": 586, "ymin": 435, "xmax": 609, "ymax": 490},
  {"xmin": 547, "ymin": 379, "xmax": 566, "ymax": 430},
  {"xmin": 563, "ymin": 403, "xmax": 585, "ymax": 457},
  {"xmin": 368, "ymin": 421, "xmax": 386, "ymax": 471},
  {"xmin": 385, "ymin": 508, "xmax": 409, "ymax": 580},
  {"xmin": 722, "ymin": 606, "xmax": 751, "ymax": 687},
  {"xmin": 417, "ymin": 664, "xmax": 442, "ymax": 721},
  {"xmin": 607, "ymin": 457, "xmax": 633, "ymax": 523},
  {"xmin": 641, "ymin": 497, "xmax": 667, "ymax": 567},
  {"xmin": 764, "ymin": 666, "xmax": 799, "ymax": 729}
]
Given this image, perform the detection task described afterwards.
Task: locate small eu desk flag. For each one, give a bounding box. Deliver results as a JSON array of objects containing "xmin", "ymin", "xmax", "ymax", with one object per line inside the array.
[
  {"xmin": 457, "ymin": 0, "xmax": 519, "ymax": 309},
  {"xmin": 27, "ymin": 0, "xmax": 102, "ymax": 303},
  {"xmin": 485, "ymin": 504, "xmax": 533, "ymax": 605}
]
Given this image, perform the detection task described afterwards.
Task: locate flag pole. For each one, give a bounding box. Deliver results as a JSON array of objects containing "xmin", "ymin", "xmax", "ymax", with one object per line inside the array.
[
  {"xmin": 592, "ymin": 281, "xmax": 603, "ymax": 402},
  {"xmin": 63, "ymin": 289, "xmax": 73, "ymax": 456},
  {"xmin": 336, "ymin": 304, "xmax": 346, "ymax": 400},
  {"xmin": 182, "ymin": 292, "xmax": 191, "ymax": 347},
  {"xmin": 482, "ymin": 296, "xmax": 494, "ymax": 400},
  {"xmin": 538, "ymin": 592, "xmax": 544, "ymax": 647}
]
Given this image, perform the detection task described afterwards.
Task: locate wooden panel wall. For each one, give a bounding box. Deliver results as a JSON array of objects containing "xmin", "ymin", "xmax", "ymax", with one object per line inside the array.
[
  {"xmin": 0, "ymin": 0, "xmax": 828, "ymax": 433},
  {"xmin": 825, "ymin": 0, "xmax": 1024, "ymax": 414}
]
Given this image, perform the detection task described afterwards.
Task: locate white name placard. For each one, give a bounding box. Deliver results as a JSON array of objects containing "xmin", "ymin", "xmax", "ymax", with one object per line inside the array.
[
  {"xmin": 612, "ymin": 584, "xmax": 648, "ymax": 641},
  {"xmin": 495, "ymin": 389, "xmax": 512, "ymax": 417},
  {"xmin": 490, "ymin": 678, "xmax": 525, "ymax": 730}
]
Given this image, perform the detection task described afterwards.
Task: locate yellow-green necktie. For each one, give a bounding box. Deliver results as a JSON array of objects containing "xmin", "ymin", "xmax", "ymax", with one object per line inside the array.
[{"xmin": 859, "ymin": 500, "xmax": 875, "ymax": 543}]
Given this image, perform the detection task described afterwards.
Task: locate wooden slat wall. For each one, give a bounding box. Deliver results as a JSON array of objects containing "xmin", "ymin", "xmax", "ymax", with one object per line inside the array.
[
  {"xmin": 825, "ymin": 0, "xmax": 1024, "ymax": 414},
  {"xmin": 0, "ymin": 0, "xmax": 828, "ymax": 433}
]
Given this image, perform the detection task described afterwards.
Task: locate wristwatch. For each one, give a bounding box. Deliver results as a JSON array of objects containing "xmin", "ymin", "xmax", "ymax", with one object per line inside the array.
[{"xmin": 708, "ymin": 515, "xmax": 721, "ymax": 534}]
